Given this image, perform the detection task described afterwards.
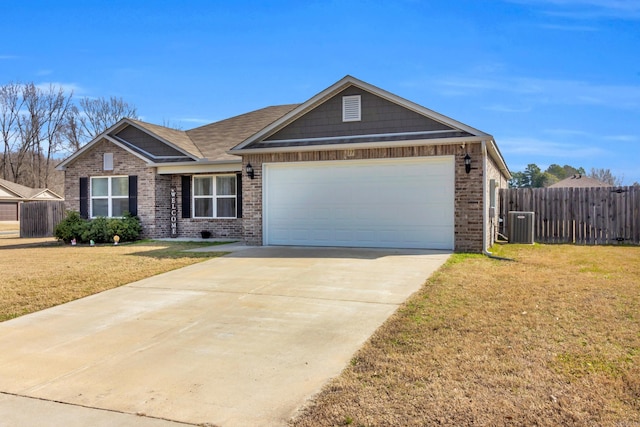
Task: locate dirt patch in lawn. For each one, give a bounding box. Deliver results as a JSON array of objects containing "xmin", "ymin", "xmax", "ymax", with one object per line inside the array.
[
  {"xmin": 290, "ymin": 245, "xmax": 640, "ymax": 427},
  {"xmin": 0, "ymin": 238, "xmax": 229, "ymax": 322}
]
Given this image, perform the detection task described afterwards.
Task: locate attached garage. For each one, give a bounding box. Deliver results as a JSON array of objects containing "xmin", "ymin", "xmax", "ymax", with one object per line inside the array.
[
  {"xmin": 263, "ymin": 156, "xmax": 454, "ymax": 250},
  {"xmin": 0, "ymin": 202, "xmax": 19, "ymax": 221}
]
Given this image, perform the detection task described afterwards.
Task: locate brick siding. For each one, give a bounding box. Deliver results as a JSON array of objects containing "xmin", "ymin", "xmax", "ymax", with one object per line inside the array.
[{"xmin": 63, "ymin": 140, "xmax": 243, "ymax": 240}]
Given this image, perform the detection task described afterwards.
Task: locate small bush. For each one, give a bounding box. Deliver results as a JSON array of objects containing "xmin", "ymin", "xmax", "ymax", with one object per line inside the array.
[
  {"xmin": 53, "ymin": 211, "xmax": 86, "ymax": 243},
  {"xmin": 108, "ymin": 212, "xmax": 142, "ymax": 242},
  {"xmin": 54, "ymin": 211, "xmax": 142, "ymax": 244}
]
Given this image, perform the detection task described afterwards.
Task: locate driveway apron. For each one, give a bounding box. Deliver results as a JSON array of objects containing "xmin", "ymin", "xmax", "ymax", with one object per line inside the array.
[{"xmin": 0, "ymin": 246, "xmax": 450, "ymax": 427}]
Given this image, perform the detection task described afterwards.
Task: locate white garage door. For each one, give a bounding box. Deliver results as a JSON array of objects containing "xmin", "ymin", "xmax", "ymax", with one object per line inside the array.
[{"xmin": 263, "ymin": 156, "xmax": 454, "ymax": 249}]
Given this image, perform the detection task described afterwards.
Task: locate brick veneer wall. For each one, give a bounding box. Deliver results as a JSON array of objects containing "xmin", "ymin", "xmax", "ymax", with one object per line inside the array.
[
  {"xmin": 63, "ymin": 140, "xmax": 161, "ymax": 238},
  {"xmin": 241, "ymin": 142, "xmax": 486, "ymax": 253},
  {"xmin": 170, "ymin": 175, "xmax": 243, "ymax": 239},
  {"xmin": 63, "ymin": 140, "xmax": 243, "ymax": 239}
]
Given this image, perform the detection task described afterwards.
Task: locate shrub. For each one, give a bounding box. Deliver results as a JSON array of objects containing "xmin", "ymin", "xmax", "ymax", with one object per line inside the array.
[
  {"xmin": 53, "ymin": 211, "xmax": 87, "ymax": 243},
  {"xmin": 108, "ymin": 212, "xmax": 142, "ymax": 242},
  {"xmin": 54, "ymin": 211, "xmax": 142, "ymax": 244}
]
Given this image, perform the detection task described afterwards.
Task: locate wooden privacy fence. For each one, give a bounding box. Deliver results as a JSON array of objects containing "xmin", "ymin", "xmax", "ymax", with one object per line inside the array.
[
  {"xmin": 20, "ymin": 200, "xmax": 66, "ymax": 238},
  {"xmin": 499, "ymin": 186, "xmax": 640, "ymax": 245}
]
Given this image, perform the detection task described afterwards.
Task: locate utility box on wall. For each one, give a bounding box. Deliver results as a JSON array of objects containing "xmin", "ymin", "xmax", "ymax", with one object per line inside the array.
[{"xmin": 508, "ymin": 211, "xmax": 535, "ymax": 244}]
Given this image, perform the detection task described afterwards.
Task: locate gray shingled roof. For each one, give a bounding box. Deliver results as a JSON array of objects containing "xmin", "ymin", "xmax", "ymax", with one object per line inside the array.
[
  {"xmin": 186, "ymin": 104, "xmax": 300, "ymax": 161},
  {"xmin": 0, "ymin": 178, "xmax": 62, "ymax": 200},
  {"xmin": 128, "ymin": 119, "xmax": 204, "ymax": 159},
  {"xmin": 123, "ymin": 105, "xmax": 299, "ymax": 162},
  {"xmin": 547, "ymin": 175, "xmax": 611, "ymax": 188}
]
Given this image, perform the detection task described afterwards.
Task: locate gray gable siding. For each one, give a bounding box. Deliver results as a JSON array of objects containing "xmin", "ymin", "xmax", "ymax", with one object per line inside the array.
[
  {"xmin": 264, "ymin": 86, "xmax": 454, "ymax": 142},
  {"xmin": 115, "ymin": 126, "xmax": 186, "ymax": 157}
]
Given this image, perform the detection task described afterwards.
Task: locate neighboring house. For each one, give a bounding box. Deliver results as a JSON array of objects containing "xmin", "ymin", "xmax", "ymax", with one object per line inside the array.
[
  {"xmin": 547, "ymin": 174, "xmax": 611, "ymax": 188},
  {"xmin": 0, "ymin": 178, "xmax": 64, "ymax": 221},
  {"xmin": 57, "ymin": 76, "xmax": 510, "ymax": 252}
]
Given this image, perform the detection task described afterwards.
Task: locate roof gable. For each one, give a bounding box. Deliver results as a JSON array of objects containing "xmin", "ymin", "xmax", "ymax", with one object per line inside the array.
[
  {"xmin": 0, "ymin": 178, "xmax": 62, "ymax": 200},
  {"xmin": 264, "ymin": 86, "xmax": 461, "ymax": 143},
  {"xmin": 231, "ymin": 75, "xmax": 490, "ymax": 151}
]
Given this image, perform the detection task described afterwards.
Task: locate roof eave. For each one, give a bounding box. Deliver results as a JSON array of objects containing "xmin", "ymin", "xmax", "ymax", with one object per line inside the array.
[{"xmin": 228, "ymin": 135, "xmax": 488, "ymax": 156}]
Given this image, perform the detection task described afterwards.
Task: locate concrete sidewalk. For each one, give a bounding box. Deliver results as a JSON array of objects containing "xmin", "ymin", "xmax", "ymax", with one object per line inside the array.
[{"xmin": 0, "ymin": 246, "xmax": 449, "ymax": 426}]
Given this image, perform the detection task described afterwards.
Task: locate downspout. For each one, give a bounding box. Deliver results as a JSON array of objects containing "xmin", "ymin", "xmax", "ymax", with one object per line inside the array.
[
  {"xmin": 482, "ymin": 140, "xmax": 491, "ymax": 256},
  {"xmin": 482, "ymin": 140, "xmax": 514, "ymax": 261}
]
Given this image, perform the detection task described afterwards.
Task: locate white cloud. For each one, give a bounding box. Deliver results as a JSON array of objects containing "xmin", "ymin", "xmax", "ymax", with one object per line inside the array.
[
  {"xmin": 0, "ymin": 55, "xmax": 18, "ymax": 60},
  {"xmin": 604, "ymin": 134, "xmax": 639, "ymax": 142},
  {"xmin": 499, "ymin": 136, "xmax": 609, "ymax": 158},
  {"xmin": 505, "ymin": 0, "xmax": 640, "ymax": 19},
  {"xmin": 177, "ymin": 117, "xmax": 213, "ymax": 124},
  {"xmin": 484, "ymin": 104, "xmax": 532, "ymax": 113},
  {"xmin": 35, "ymin": 82, "xmax": 84, "ymax": 94},
  {"xmin": 435, "ymin": 75, "xmax": 640, "ymax": 109},
  {"xmin": 538, "ymin": 23, "xmax": 599, "ymax": 30}
]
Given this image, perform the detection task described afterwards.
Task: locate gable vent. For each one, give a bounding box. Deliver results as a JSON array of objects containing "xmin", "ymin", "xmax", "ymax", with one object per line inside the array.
[{"xmin": 342, "ymin": 95, "xmax": 361, "ymax": 122}]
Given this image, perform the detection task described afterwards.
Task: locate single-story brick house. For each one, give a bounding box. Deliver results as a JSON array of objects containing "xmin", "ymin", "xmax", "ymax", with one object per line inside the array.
[
  {"xmin": 0, "ymin": 178, "xmax": 63, "ymax": 221},
  {"xmin": 57, "ymin": 76, "xmax": 510, "ymax": 252}
]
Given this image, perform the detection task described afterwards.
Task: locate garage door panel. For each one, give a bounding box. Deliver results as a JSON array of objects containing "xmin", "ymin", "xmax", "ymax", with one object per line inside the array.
[
  {"xmin": 264, "ymin": 157, "xmax": 454, "ymax": 250},
  {"xmin": 0, "ymin": 202, "xmax": 19, "ymax": 221}
]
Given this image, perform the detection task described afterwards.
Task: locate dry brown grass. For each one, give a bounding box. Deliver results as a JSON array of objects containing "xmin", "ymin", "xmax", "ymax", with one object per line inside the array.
[
  {"xmin": 290, "ymin": 245, "xmax": 640, "ymax": 427},
  {"xmin": 0, "ymin": 236, "xmax": 228, "ymax": 321},
  {"xmin": 0, "ymin": 221, "xmax": 19, "ymax": 232}
]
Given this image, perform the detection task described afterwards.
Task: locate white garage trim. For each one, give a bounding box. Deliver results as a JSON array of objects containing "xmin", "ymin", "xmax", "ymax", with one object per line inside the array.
[{"xmin": 263, "ymin": 156, "xmax": 454, "ymax": 250}]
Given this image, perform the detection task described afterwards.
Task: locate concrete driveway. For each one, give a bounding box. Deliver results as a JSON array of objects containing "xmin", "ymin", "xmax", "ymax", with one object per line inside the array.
[{"xmin": 0, "ymin": 245, "xmax": 449, "ymax": 427}]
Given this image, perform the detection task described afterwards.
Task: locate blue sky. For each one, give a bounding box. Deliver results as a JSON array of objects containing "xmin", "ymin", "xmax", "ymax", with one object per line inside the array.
[{"xmin": 2, "ymin": 0, "xmax": 639, "ymax": 183}]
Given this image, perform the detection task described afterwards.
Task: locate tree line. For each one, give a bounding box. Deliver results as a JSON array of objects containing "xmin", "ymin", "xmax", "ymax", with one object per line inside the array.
[
  {"xmin": 0, "ymin": 81, "xmax": 137, "ymax": 193},
  {"xmin": 509, "ymin": 164, "xmax": 635, "ymax": 188}
]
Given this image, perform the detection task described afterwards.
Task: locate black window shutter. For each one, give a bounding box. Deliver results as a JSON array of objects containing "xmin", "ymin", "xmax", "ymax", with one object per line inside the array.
[
  {"xmin": 79, "ymin": 177, "xmax": 89, "ymax": 219},
  {"xmin": 236, "ymin": 173, "xmax": 242, "ymax": 219},
  {"xmin": 128, "ymin": 175, "xmax": 138, "ymax": 216},
  {"xmin": 181, "ymin": 175, "xmax": 191, "ymax": 218}
]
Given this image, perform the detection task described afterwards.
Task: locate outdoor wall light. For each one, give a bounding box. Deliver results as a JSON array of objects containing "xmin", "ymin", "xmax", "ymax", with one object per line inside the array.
[
  {"xmin": 246, "ymin": 163, "xmax": 255, "ymax": 179},
  {"xmin": 464, "ymin": 153, "xmax": 471, "ymax": 174}
]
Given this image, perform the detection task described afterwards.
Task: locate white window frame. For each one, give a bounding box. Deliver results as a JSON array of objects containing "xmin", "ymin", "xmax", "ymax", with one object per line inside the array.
[
  {"xmin": 192, "ymin": 174, "xmax": 237, "ymax": 219},
  {"xmin": 90, "ymin": 176, "xmax": 129, "ymax": 218}
]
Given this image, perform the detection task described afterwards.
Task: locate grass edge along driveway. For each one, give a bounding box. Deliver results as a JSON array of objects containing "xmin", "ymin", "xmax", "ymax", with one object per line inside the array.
[
  {"xmin": 0, "ymin": 238, "xmax": 229, "ymax": 322},
  {"xmin": 290, "ymin": 244, "xmax": 640, "ymax": 427}
]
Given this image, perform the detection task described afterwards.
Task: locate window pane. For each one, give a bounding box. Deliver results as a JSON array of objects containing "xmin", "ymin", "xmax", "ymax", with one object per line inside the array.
[
  {"xmin": 112, "ymin": 177, "xmax": 129, "ymax": 196},
  {"xmin": 216, "ymin": 176, "xmax": 236, "ymax": 196},
  {"xmin": 112, "ymin": 198, "xmax": 129, "ymax": 217},
  {"xmin": 217, "ymin": 198, "xmax": 236, "ymax": 217},
  {"xmin": 194, "ymin": 177, "xmax": 213, "ymax": 196},
  {"xmin": 194, "ymin": 198, "xmax": 213, "ymax": 217},
  {"xmin": 92, "ymin": 199, "xmax": 108, "ymax": 217},
  {"xmin": 91, "ymin": 178, "xmax": 108, "ymax": 197}
]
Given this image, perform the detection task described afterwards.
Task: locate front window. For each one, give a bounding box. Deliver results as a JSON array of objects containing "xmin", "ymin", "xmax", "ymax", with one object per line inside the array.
[
  {"xmin": 193, "ymin": 175, "xmax": 237, "ymax": 218},
  {"xmin": 91, "ymin": 176, "xmax": 128, "ymax": 217}
]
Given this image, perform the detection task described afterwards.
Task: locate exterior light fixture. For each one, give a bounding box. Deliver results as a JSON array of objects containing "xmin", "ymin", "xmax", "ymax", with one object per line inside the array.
[
  {"xmin": 246, "ymin": 162, "xmax": 255, "ymax": 179},
  {"xmin": 464, "ymin": 153, "xmax": 471, "ymax": 174}
]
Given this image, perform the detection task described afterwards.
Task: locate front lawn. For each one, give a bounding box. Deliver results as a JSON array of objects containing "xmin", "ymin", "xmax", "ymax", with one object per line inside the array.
[
  {"xmin": 291, "ymin": 244, "xmax": 640, "ymax": 427},
  {"xmin": 0, "ymin": 237, "xmax": 228, "ymax": 321}
]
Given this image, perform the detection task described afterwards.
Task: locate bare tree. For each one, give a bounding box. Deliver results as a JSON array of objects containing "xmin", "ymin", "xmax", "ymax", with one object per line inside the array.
[
  {"xmin": 1, "ymin": 82, "xmax": 138, "ymax": 193},
  {"xmin": 17, "ymin": 83, "xmax": 73, "ymax": 188},
  {"xmin": 589, "ymin": 168, "xmax": 623, "ymax": 186},
  {"xmin": 80, "ymin": 96, "xmax": 138, "ymax": 139},
  {"xmin": 0, "ymin": 82, "xmax": 23, "ymax": 181}
]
